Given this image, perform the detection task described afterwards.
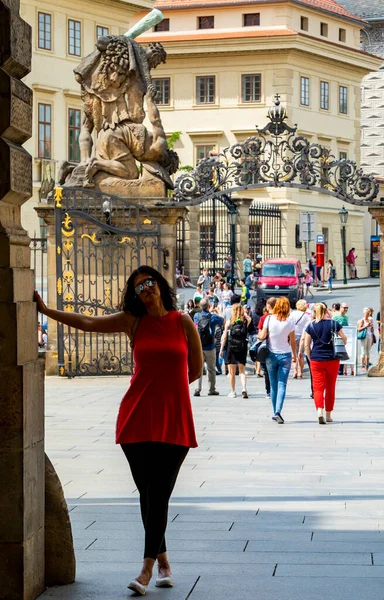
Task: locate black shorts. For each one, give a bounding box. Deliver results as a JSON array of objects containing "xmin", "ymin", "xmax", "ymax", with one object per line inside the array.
[{"xmin": 226, "ymin": 347, "xmax": 248, "ymax": 366}]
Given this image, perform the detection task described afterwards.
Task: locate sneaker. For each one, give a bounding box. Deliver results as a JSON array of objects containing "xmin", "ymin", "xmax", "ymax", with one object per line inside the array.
[
  {"xmin": 275, "ymin": 413, "xmax": 284, "ymax": 424},
  {"xmin": 242, "ymin": 390, "xmax": 248, "ymax": 398},
  {"xmin": 228, "ymin": 391, "xmax": 237, "ymax": 398},
  {"xmin": 193, "ymin": 391, "xmax": 200, "ymax": 397},
  {"xmin": 266, "ymin": 394, "xmax": 271, "ymax": 400},
  {"xmin": 272, "ymin": 416, "xmax": 277, "ymax": 421},
  {"xmin": 318, "ymin": 408, "xmax": 326, "ymax": 424},
  {"xmin": 208, "ymin": 390, "xmax": 220, "ymax": 396}
]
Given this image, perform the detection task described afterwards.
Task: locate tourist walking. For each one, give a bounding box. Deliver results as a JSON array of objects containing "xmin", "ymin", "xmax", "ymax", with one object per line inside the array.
[
  {"xmin": 304, "ymin": 302, "xmax": 347, "ymax": 424},
  {"xmin": 197, "ymin": 268, "xmax": 212, "ymax": 292},
  {"xmin": 357, "ymin": 307, "xmax": 374, "ymax": 371},
  {"xmin": 309, "ymin": 252, "xmax": 316, "ymax": 281},
  {"xmin": 258, "ymin": 297, "xmax": 297, "ymax": 423},
  {"xmin": 291, "ymin": 299, "xmax": 311, "ymax": 378},
  {"xmin": 194, "ymin": 298, "xmax": 223, "ymax": 396},
  {"xmin": 34, "ymin": 265, "xmax": 203, "ymax": 595},
  {"xmin": 222, "ymin": 282, "xmax": 234, "ymax": 308},
  {"xmin": 243, "ymin": 253, "xmax": 253, "ymax": 280},
  {"xmin": 220, "ymin": 303, "xmax": 251, "ymax": 398},
  {"xmin": 325, "ymin": 259, "xmax": 334, "ymax": 293},
  {"xmin": 346, "ymin": 248, "xmax": 358, "ymax": 280},
  {"xmin": 257, "ymin": 297, "xmax": 276, "ymax": 398},
  {"xmin": 304, "ymin": 269, "xmax": 314, "ymax": 298}
]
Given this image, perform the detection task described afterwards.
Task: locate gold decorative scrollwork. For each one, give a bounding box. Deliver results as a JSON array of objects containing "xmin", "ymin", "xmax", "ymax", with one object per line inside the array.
[
  {"xmin": 118, "ymin": 236, "xmax": 131, "ymax": 244},
  {"xmin": 62, "ymin": 213, "xmax": 74, "ymax": 237},
  {"xmin": 55, "ymin": 187, "xmax": 63, "ymax": 208},
  {"xmin": 143, "ymin": 218, "xmax": 152, "ymax": 225},
  {"xmin": 64, "ymin": 292, "xmax": 74, "ymax": 302},
  {"xmin": 63, "ymin": 239, "xmax": 73, "ymax": 251},
  {"xmin": 57, "ymin": 246, "xmax": 61, "ymax": 255},
  {"xmin": 64, "ymin": 304, "xmax": 74, "ymax": 312},
  {"xmin": 63, "ymin": 270, "xmax": 74, "ymax": 284},
  {"xmin": 81, "ymin": 232, "xmax": 101, "ymax": 245},
  {"xmin": 57, "ymin": 277, "xmax": 62, "ymax": 296},
  {"xmin": 59, "ymin": 366, "xmax": 65, "ymax": 376}
]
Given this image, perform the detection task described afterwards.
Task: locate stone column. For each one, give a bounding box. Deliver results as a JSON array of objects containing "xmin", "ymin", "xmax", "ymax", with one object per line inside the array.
[
  {"xmin": 0, "ymin": 1, "xmax": 45, "ymax": 598},
  {"xmin": 236, "ymin": 198, "xmax": 253, "ymax": 266},
  {"xmin": 146, "ymin": 204, "xmax": 189, "ymax": 290},
  {"xmin": 368, "ymin": 207, "xmax": 384, "ymax": 377}
]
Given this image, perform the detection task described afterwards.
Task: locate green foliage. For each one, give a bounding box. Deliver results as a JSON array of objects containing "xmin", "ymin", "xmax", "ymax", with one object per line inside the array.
[{"xmin": 167, "ymin": 131, "xmax": 182, "ymax": 150}]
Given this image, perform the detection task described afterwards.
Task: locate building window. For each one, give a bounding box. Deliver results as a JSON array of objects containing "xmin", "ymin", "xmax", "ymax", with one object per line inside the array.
[
  {"xmin": 339, "ymin": 151, "xmax": 348, "ymax": 160},
  {"xmin": 300, "ymin": 76, "xmax": 309, "ymax": 106},
  {"xmin": 243, "ymin": 13, "xmax": 260, "ymax": 26},
  {"xmin": 320, "ymin": 22, "xmax": 328, "ymax": 37},
  {"xmin": 38, "ymin": 103, "xmax": 52, "ymax": 159},
  {"xmin": 196, "ymin": 144, "xmax": 215, "ymax": 165},
  {"xmin": 68, "ymin": 108, "xmax": 81, "ymax": 162},
  {"xmin": 154, "ymin": 18, "xmax": 170, "ymax": 32},
  {"xmin": 38, "ymin": 12, "xmax": 52, "ymax": 50},
  {"xmin": 339, "ymin": 85, "xmax": 348, "ymax": 114},
  {"xmin": 320, "ymin": 81, "xmax": 329, "ymax": 110},
  {"xmin": 153, "ymin": 78, "xmax": 170, "ymax": 105},
  {"xmin": 339, "ymin": 28, "xmax": 346, "ymax": 42},
  {"xmin": 96, "ymin": 25, "xmax": 109, "ymax": 38},
  {"xmin": 300, "ymin": 16, "xmax": 308, "ymax": 31},
  {"xmin": 198, "ymin": 16, "xmax": 214, "ymax": 29},
  {"xmin": 241, "ymin": 74, "xmax": 261, "ymax": 103},
  {"xmin": 68, "ymin": 19, "xmax": 81, "ymax": 56},
  {"xmin": 196, "ymin": 76, "xmax": 215, "ymax": 104}
]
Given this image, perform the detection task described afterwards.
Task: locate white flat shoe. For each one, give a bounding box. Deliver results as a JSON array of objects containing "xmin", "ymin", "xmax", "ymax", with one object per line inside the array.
[
  {"xmin": 128, "ymin": 579, "xmax": 147, "ymax": 595},
  {"xmin": 155, "ymin": 575, "xmax": 174, "ymax": 588}
]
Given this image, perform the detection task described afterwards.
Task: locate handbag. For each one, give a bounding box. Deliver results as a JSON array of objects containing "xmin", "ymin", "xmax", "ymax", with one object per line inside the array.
[
  {"xmin": 372, "ymin": 333, "xmax": 377, "ymax": 345},
  {"xmin": 357, "ymin": 327, "xmax": 367, "ymax": 340},
  {"xmin": 250, "ymin": 316, "xmax": 270, "ymax": 363},
  {"xmin": 331, "ymin": 324, "xmax": 349, "ymax": 361}
]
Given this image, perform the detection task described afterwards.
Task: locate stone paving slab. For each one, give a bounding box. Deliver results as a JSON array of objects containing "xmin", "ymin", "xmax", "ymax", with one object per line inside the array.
[{"xmin": 40, "ymin": 367, "xmax": 384, "ymax": 600}]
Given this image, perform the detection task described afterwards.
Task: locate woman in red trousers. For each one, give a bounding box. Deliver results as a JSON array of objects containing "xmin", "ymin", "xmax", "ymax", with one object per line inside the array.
[
  {"xmin": 304, "ymin": 303, "xmax": 347, "ymax": 424},
  {"xmin": 34, "ymin": 266, "xmax": 203, "ymax": 596}
]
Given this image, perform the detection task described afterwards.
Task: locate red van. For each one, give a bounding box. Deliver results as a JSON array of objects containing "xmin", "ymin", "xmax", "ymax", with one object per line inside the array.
[{"xmin": 256, "ymin": 258, "xmax": 304, "ymax": 306}]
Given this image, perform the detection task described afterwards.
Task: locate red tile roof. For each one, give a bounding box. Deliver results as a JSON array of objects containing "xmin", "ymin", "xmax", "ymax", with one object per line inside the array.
[
  {"xmin": 139, "ymin": 27, "xmax": 297, "ymax": 42},
  {"xmin": 153, "ymin": 0, "xmax": 365, "ymax": 23}
]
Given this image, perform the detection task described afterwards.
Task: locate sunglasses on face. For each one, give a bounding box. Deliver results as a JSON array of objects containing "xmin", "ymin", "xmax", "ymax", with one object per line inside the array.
[{"xmin": 134, "ymin": 278, "xmax": 157, "ymax": 295}]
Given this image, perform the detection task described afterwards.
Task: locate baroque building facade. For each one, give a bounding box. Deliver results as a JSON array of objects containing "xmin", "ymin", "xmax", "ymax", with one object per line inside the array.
[{"xmin": 132, "ymin": 0, "xmax": 382, "ymax": 279}]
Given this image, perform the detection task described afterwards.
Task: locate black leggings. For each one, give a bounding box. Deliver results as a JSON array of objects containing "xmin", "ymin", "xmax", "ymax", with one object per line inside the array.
[{"xmin": 121, "ymin": 442, "xmax": 189, "ymax": 560}]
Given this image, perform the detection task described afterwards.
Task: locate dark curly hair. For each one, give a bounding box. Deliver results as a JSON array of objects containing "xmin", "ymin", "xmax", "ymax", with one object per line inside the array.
[{"xmin": 118, "ymin": 266, "xmax": 177, "ymax": 316}]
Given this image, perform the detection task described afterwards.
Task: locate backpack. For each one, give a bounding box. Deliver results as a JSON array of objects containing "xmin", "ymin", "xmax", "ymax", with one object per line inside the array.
[
  {"xmin": 229, "ymin": 320, "xmax": 248, "ymax": 352},
  {"xmin": 197, "ymin": 313, "xmax": 213, "ymax": 347}
]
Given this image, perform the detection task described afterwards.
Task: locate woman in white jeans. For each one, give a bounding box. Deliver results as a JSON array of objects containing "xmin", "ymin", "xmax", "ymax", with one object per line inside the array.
[{"xmin": 357, "ymin": 307, "xmax": 374, "ymax": 371}]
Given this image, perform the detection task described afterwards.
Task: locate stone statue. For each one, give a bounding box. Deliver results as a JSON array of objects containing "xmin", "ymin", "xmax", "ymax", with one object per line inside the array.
[{"xmin": 59, "ymin": 22, "xmax": 178, "ymax": 197}]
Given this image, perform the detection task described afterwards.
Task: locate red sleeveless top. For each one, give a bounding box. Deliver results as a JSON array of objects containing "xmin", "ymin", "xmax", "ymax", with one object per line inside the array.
[{"xmin": 116, "ymin": 311, "xmax": 198, "ymax": 448}]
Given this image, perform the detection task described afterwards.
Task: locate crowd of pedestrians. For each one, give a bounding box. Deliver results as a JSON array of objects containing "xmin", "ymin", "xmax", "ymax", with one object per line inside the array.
[{"xmin": 186, "ymin": 264, "xmax": 380, "ymax": 426}]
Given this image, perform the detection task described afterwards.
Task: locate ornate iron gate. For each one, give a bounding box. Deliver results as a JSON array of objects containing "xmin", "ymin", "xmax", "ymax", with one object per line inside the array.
[
  {"xmin": 249, "ymin": 201, "xmax": 281, "ymax": 259},
  {"xmin": 55, "ymin": 188, "xmax": 161, "ymax": 377},
  {"xmin": 200, "ymin": 197, "xmax": 231, "ymax": 273}
]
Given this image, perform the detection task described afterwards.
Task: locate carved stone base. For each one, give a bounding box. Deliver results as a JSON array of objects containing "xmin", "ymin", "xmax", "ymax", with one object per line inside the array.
[
  {"xmin": 98, "ymin": 175, "xmax": 166, "ymax": 198},
  {"xmin": 45, "ymin": 454, "xmax": 76, "ymax": 586},
  {"xmin": 368, "ymin": 352, "xmax": 384, "ymax": 377}
]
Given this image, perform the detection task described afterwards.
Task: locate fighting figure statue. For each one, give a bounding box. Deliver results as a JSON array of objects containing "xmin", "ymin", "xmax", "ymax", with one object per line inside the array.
[{"xmin": 59, "ymin": 31, "xmax": 178, "ymax": 196}]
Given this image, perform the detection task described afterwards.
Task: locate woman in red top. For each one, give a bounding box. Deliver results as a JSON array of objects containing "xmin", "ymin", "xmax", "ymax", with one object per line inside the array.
[{"xmin": 34, "ymin": 266, "xmax": 203, "ymax": 596}]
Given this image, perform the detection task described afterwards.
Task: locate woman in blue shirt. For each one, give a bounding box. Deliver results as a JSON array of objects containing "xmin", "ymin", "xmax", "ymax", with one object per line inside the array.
[{"xmin": 304, "ymin": 303, "xmax": 347, "ymax": 424}]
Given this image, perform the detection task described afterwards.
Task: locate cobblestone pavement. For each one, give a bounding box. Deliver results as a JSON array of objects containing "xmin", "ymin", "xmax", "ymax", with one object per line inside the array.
[{"xmin": 41, "ymin": 362, "xmax": 384, "ymax": 600}]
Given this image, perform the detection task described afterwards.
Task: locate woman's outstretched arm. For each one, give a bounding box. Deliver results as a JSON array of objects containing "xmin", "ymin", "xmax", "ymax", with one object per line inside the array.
[{"xmin": 34, "ymin": 291, "xmax": 134, "ymax": 335}]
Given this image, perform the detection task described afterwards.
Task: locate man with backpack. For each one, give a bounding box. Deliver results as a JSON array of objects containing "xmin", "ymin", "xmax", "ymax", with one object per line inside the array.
[{"xmin": 193, "ymin": 298, "xmax": 224, "ymax": 397}]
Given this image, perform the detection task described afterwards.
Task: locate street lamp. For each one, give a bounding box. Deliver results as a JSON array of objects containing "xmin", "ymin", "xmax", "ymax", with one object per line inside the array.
[
  {"xmin": 228, "ymin": 210, "xmax": 237, "ymax": 290},
  {"xmin": 339, "ymin": 205, "xmax": 349, "ymax": 285},
  {"xmin": 102, "ymin": 199, "xmax": 112, "ymax": 227}
]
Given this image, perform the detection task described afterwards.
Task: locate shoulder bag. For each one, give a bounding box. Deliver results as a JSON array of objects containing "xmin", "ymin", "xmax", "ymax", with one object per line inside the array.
[
  {"xmin": 250, "ymin": 316, "xmax": 270, "ymax": 363},
  {"xmin": 357, "ymin": 324, "xmax": 367, "ymax": 340}
]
